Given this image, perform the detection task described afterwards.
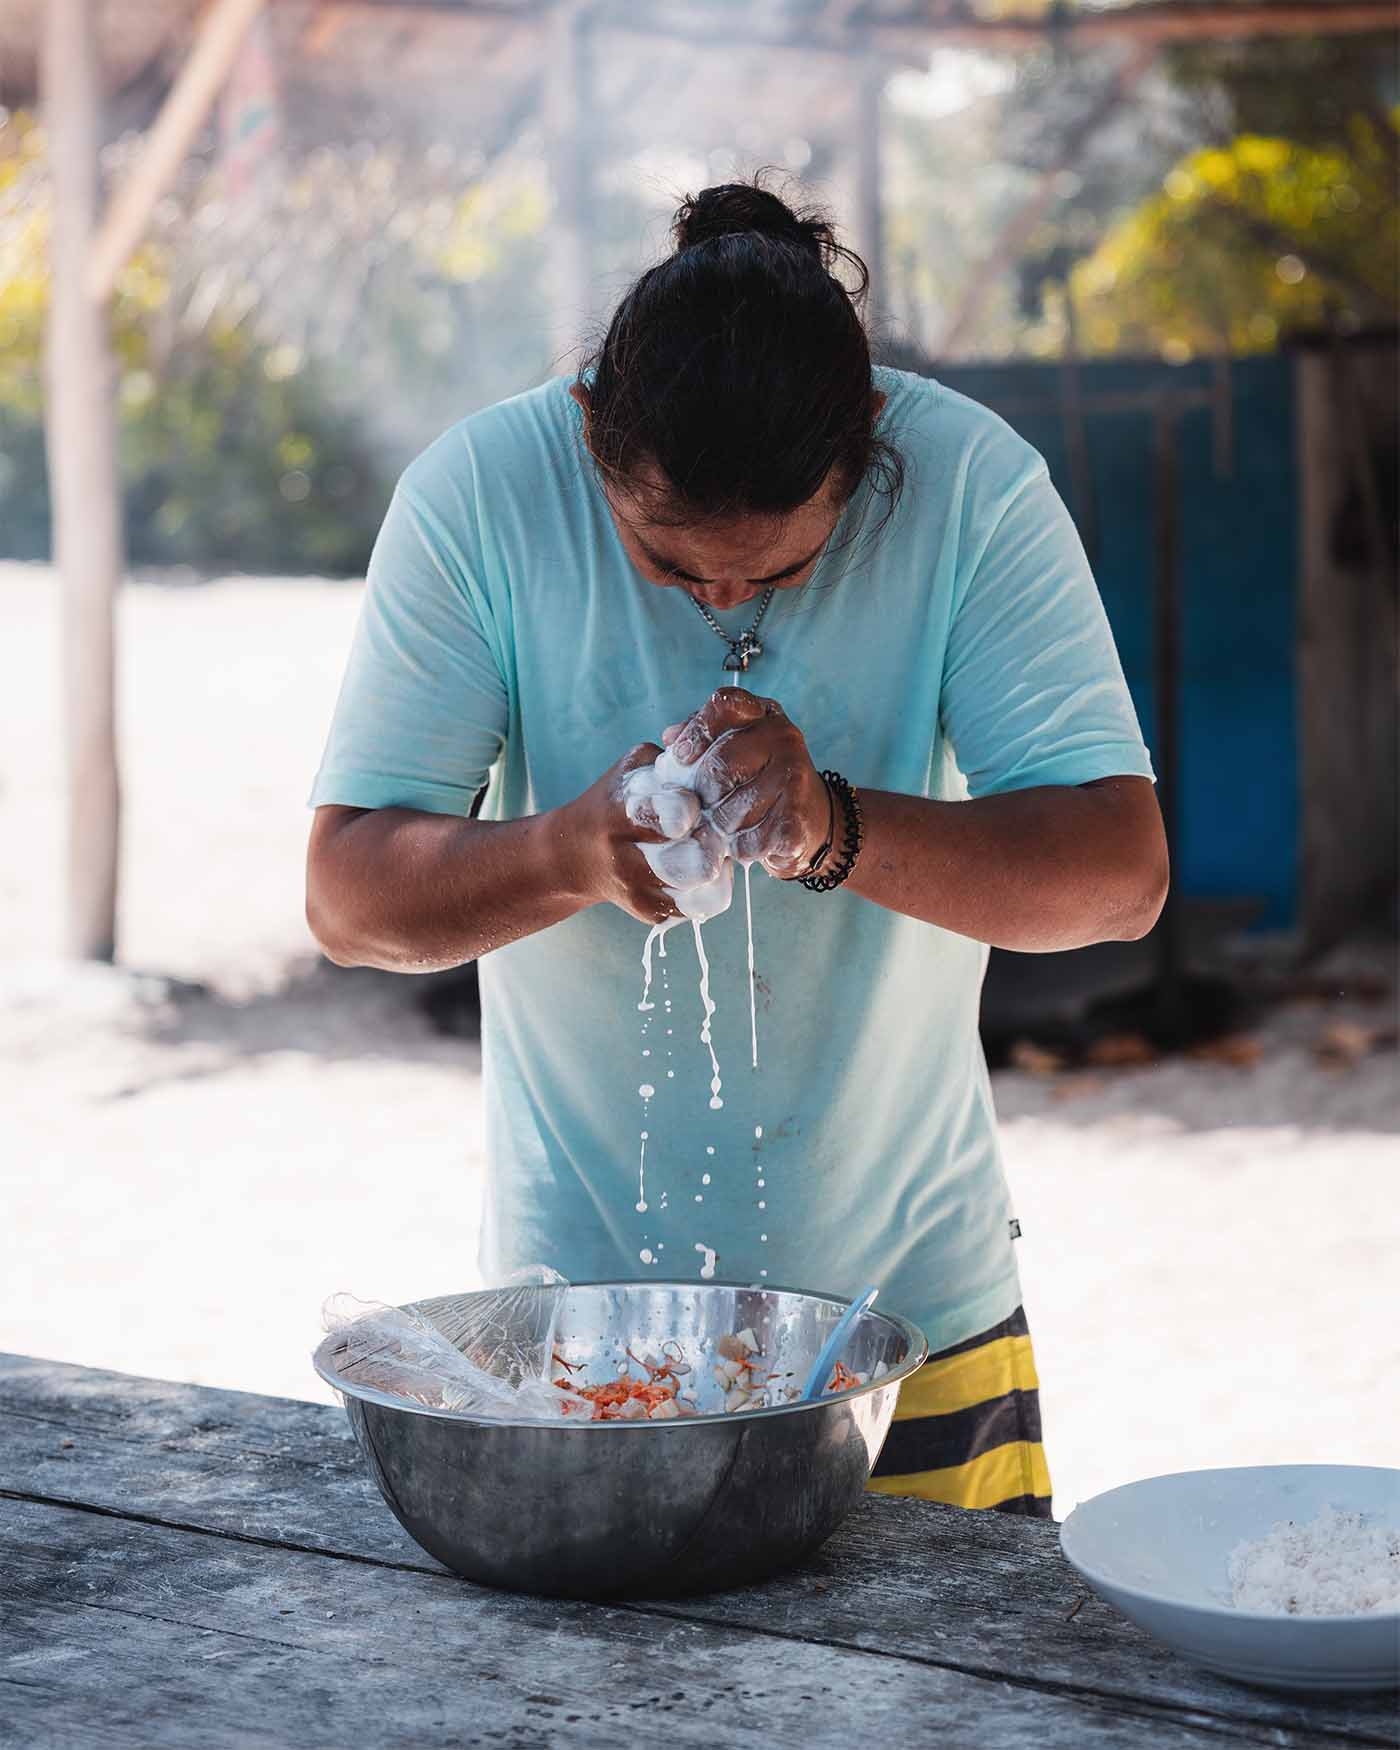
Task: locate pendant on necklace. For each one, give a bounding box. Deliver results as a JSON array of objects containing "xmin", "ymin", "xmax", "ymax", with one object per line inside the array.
[{"xmin": 691, "ymin": 587, "xmax": 772, "ymax": 676}]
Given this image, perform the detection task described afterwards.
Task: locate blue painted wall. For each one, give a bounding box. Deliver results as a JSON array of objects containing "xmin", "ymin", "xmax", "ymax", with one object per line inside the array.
[{"xmin": 934, "ymin": 356, "xmax": 1298, "ymax": 928}]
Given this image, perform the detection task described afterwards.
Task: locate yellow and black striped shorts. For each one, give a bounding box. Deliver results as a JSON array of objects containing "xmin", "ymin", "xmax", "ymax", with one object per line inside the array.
[{"xmin": 867, "ymin": 1306, "xmax": 1052, "ymax": 1517}]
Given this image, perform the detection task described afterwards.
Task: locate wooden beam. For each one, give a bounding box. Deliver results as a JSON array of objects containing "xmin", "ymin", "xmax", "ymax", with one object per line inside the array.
[
  {"xmin": 300, "ymin": 5, "xmax": 354, "ymax": 54},
  {"xmin": 598, "ymin": 0, "xmax": 1398, "ymax": 53},
  {"xmin": 41, "ymin": 0, "xmax": 124, "ymax": 962},
  {"xmin": 906, "ymin": 0, "xmax": 1400, "ymax": 46},
  {"xmin": 86, "ymin": 0, "xmax": 269, "ymax": 303}
]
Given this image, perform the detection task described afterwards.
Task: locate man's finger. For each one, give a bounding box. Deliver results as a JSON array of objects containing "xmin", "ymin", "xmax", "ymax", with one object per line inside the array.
[
  {"xmin": 738, "ymin": 803, "xmax": 813, "ymax": 873},
  {"xmin": 614, "ymin": 742, "xmax": 672, "ymax": 842},
  {"xmin": 708, "ymin": 782, "xmax": 772, "ymax": 838},
  {"xmin": 693, "ymin": 732, "xmax": 773, "ymax": 810},
  {"xmin": 643, "ymin": 831, "xmax": 723, "ymax": 891},
  {"xmin": 672, "ymin": 688, "xmax": 773, "ymax": 765},
  {"xmin": 627, "ymin": 783, "xmax": 701, "ymax": 842},
  {"xmin": 616, "ymin": 741, "xmax": 664, "ymax": 778}
]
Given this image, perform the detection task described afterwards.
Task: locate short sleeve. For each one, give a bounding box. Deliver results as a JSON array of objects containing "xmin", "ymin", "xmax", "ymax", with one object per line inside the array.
[
  {"xmin": 940, "ymin": 461, "xmax": 1154, "ymax": 798},
  {"xmin": 308, "ymin": 479, "xmax": 509, "ymax": 816}
]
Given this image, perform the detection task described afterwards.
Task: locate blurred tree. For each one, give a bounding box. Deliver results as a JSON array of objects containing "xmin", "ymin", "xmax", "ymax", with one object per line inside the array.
[
  {"xmin": 1070, "ymin": 122, "xmax": 1398, "ymax": 358},
  {"xmin": 1014, "ymin": 34, "xmax": 1398, "ymax": 358},
  {"xmin": 885, "ymin": 33, "xmax": 1397, "ymax": 363}
]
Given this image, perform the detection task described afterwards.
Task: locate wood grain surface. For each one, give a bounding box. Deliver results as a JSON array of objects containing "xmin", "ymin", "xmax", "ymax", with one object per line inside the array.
[{"xmin": 3, "ymin": 1354, "xmax": 1396, "ymax": 1749}]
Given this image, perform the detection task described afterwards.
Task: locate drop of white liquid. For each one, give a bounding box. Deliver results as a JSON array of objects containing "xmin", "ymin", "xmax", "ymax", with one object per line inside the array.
[
  {"xmin": 638, "ymin": 1083, "xmax": 655, "ymax": 1099},
  {"xmin": 692, "ymin": 919, "xmax": 723, "ymax": 1110},
  {"xmin": 636, "ymin": 1130, "xmax": 649, "ymax": 1212},
  {"xmin": 694, "ymin": 1194, "xmax": 703, "ymax": 1203},
  {"xmin": 757, "ymin": 1178, "xmax": 765, "ymax": 1188},
  {"xmin": 742, "ymin": 859, "xmax": 760, "ymax": 1072},
  {"xmin": 639, "ymin": 1248, "xmax": 654, "ymax": 1264},
  {"xmin": 761, "ymin": 1233, "xmax": 768, "ymax": 1242},
  {"xmin": 638, "ymin": 920, "xmax": 674, "ymax": 1012},
  {"xmin": 706, "ymin": 1146, "xmax": 715, "ymax": 1157},
  {"xmin": 695, "ymin": 1242, "xmax": 717, "ymax": 1280},
  {"xmin": 667, "ymin": 1069, "xmax": 675, "ymax": 1078},
  {"xmin": 701, "ymin": 1173, "xmax": 711, "ymax": 1186},
  {"xmin": 758, "ymin": 1200, "xmax": 766, "ymax": 1210}
]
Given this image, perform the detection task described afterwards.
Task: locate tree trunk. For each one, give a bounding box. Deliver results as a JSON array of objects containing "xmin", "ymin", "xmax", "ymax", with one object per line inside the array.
[{"xmin": 42, "ymin": 0, "xmax": 124, "ymax": 962}]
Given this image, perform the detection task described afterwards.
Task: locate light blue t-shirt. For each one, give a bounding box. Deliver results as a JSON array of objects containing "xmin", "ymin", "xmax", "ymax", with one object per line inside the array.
[{"xmin": 310, "ymin": 366, "xmax": 1153, "ymax": 1352}]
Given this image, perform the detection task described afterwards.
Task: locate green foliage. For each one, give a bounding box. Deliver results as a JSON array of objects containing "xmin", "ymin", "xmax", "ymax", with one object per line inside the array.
[
  {"xmin": 1070, "ymin": 122, "xmax": 1399, "ymax": 359},
  {"xmin": 0, "ymin": 112, "xmax": 387, "ymax": 573},
  {"xmin": 123, "ymin": 331, "xmax": 385, "ymax": 573},
  {"xmin": 883, "ymin": 39, "xmax": 1398, "ymax": 364}
]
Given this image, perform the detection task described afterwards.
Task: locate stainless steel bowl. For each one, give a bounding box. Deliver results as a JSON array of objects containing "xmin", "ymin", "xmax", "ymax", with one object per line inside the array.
[{"xmin": 313, "ymin": 1279, "xmax": 927, "ymax": 1598}]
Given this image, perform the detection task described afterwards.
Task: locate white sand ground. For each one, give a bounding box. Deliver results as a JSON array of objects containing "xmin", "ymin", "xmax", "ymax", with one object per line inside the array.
[{"xmin": 2, "ymin": 563, "xmax": 1396, "ymax": 1519}]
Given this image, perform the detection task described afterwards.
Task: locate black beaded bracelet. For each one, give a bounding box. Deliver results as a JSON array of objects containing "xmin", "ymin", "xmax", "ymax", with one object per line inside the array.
[{"xmin": 799, "ymin": 771, "xmax": 864, "ymax": 892}]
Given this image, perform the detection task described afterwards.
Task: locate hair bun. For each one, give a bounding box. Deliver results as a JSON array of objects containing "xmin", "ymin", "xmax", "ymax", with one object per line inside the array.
[{"xmin": 674, "ymin": 181, "xmax": 829, "ymax": 261}]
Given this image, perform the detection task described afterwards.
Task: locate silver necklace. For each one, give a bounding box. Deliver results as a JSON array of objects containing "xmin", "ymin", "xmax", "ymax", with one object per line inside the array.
[{"xmin": 688, "ymin": 586, "xmax": 776, "ymax": 673}]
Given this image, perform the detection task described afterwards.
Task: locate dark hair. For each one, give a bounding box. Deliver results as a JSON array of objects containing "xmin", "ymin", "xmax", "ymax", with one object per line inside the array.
[{"xmin": 580, "ymin": 176, "xmax": 902, "ymax": 529}]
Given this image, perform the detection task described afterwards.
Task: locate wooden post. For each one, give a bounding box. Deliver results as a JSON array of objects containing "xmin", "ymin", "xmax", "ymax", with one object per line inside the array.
[
  {"xmin": 545, "ymin": 0, "xmax": 592, "ymax": 368},
  {"xmin": 853, "ymin": 56, "xmax": 886, "ymax": 333},
  {"xmin": 42, "ymin": 0, "xmax": 123, "ymax": 962},
  {"xmin": 1295, "ymin": 340, "xmax": 1400, "ymax": 952}
]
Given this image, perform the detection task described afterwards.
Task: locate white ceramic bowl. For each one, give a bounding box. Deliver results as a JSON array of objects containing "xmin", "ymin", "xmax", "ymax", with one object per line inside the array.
[{"xmin": 1061, "ymin": 1465, "xmax": 1400, "ymax": 1694}]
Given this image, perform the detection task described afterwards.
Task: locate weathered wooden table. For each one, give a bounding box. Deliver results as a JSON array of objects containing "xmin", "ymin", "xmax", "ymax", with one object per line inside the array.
[{"xmin": 3, "ymin": 1356, "xmax": 1396, "ymax": 1749}]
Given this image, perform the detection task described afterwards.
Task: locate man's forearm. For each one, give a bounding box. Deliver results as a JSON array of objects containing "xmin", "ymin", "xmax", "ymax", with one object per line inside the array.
[
  {"xmin": 844, "ymin": 779, "xmax": 1168, "ymax": 952},
  {"xmin": 307, "ymin": 805, "xmax": 588, "ymax": 972}
]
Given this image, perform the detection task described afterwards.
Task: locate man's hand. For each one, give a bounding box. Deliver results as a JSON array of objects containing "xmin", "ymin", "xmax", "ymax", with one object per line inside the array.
[
  {"xmin": 557, "ymin": 744, "xmax": 692, "ymax": 925},
  {"xmin": 306, "ymin": 741, "xmax": 691, "ymax": 970},
  {"xmin": 664, "ymin": 688, "xmax": 830, "ymax": 879}
]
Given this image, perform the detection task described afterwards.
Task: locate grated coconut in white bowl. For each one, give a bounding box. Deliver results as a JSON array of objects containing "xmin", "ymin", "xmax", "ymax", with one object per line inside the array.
[{"xmin": 1228, "ymin": 1504, "xmax": 1400, "ymax": 1616}]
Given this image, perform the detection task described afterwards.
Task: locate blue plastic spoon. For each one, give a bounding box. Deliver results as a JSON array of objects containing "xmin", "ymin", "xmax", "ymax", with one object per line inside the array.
[{"xmin": 800, "ymin": 1284, "xmax": 880, "ymax": 1402}]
